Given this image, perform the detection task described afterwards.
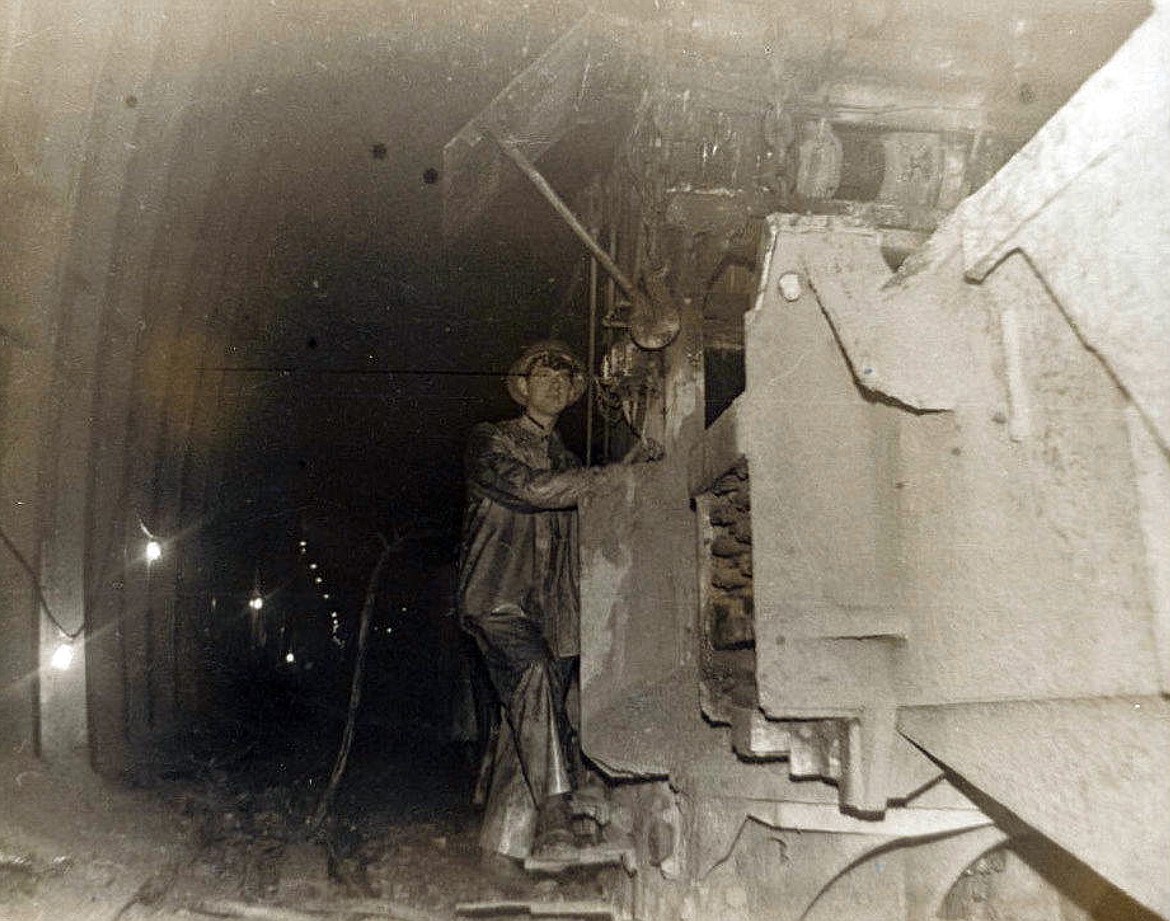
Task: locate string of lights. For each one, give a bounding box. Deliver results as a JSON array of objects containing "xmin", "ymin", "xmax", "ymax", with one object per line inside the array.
[
  {"xmin": 0, "ymin": 511, "xmax": 172, "ymax": 672},
  {"xmin": 296, "ymin": 538, "xmax": 346, "ymax": 649}
]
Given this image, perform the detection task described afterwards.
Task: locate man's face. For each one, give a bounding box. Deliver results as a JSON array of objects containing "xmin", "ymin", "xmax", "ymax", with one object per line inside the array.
[{"xmin": 525, "ymin": 362, "xmax": 574, "ymax": 418}]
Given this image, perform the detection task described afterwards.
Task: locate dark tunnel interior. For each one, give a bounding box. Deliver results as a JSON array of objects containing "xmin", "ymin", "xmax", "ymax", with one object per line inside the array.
[{"xmin": 144, "ymin": 0, "xmax": 612, "ymax": 820}]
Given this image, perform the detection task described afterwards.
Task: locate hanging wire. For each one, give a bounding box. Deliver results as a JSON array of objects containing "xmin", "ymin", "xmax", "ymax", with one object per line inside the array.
[{"xmin": 0, "ymin": 522, "xmax": 84, "ymax": 640}]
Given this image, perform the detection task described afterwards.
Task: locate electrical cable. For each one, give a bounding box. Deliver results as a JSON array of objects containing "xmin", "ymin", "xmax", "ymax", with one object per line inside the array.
[
  {"xmin": 311, "ymin": 531, "xmax": 394, "ymax": 830},
  {"xmin": 0, "ymin": 522, "xmax": 84, "ymax": 640}
]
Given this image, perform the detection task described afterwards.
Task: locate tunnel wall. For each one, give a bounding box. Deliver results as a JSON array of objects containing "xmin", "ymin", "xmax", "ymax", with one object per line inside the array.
[{"xmin": 0, "ymin": 0, "xmax": 250, "ymax": 773}]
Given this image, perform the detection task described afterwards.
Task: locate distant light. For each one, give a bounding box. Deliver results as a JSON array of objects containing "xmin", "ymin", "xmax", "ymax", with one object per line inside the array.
[
  {"xmin": 309, "ymin": 563, "xmax": 318, "ymax": 570},
  {"xmin": 50, "ymin": 643, "xmax": 74, "ymax": 671},
  {"xmin": 145, "ymin": 540, "xmax": 162, "ymax": 562},
  {"xmin": 322, "ymin": 593, "xmax": 330, "ymax": 601},
  {"xmin": 285, "ymin": 651, "xmax": 296, "ymax": 664},
  {"xmin": 385, "ymin": 627, "xmax": 393, "ymax": 635},
  {"xmin": 249, "ymin": 595, "xmax": 264, "ymax": 611},
  {"xmin": 314, "ymin": 576, "xmax": 323, "ymax": 584},
  {"xmin": 299, "ymin": 540, "xmax": 308, "ymax": 548}
]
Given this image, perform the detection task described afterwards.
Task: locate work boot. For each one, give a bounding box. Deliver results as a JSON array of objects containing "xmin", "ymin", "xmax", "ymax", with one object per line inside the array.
[{"xmin": 531, "ymin": 793, "xmax": 576, "ymax": 857}]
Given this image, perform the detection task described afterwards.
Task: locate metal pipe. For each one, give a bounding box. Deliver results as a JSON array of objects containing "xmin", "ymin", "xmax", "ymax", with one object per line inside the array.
[
  {"xmin": 485, "ymin": 127, "xmax": 639, "ymax": 303},
  {"xmin": 603, "ymin": 226, "xmax": 616, "ymax": 462},
  {"xmin": 586, "ymin": 250, "xmax": 598, "ymax": 467}
]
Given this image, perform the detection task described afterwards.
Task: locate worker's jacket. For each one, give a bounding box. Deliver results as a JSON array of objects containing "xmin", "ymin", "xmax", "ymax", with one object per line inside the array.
[{"xmin": 456, "ymin": 414, "xmax": 606, "ymax": 658}]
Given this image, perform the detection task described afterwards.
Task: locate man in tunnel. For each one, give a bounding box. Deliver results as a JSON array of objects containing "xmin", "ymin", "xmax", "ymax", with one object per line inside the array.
[{"xmin": 457, "ymin": 340, "xmax": 657, "ymax": 862}]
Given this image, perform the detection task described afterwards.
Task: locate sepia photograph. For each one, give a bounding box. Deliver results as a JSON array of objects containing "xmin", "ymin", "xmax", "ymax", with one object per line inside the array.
[{"xmin": 0, "ymin": 1, "xmax": 1166, "ymax": 919}]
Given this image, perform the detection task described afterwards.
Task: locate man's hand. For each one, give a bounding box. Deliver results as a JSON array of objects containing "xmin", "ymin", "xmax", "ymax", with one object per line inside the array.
[{"xmin": 622, "ymin": 438, "xmax": 665, "ymax": 465}]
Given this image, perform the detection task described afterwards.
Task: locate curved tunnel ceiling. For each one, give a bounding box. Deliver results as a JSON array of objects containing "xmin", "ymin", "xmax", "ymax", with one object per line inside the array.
[{"xmin": 4, "ymin": 1, "xmax": 601, "ymax": 561}]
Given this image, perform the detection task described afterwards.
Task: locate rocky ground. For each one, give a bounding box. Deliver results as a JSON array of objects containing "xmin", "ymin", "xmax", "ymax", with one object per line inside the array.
[{"xmin": 0, "ymin": 708, "xmax": 624, "ymax": 921}]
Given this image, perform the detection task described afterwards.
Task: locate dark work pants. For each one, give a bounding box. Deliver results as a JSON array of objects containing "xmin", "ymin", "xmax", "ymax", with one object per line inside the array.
[{"xmin": 463, "ymin": 606, "xmax": 576, "ymax": 857}]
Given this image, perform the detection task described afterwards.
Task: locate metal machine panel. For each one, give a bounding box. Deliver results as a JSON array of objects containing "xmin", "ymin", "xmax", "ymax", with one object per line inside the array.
[{"xmin": 738, "ymin": 122, "xmax": 1168, "ymax": 912}]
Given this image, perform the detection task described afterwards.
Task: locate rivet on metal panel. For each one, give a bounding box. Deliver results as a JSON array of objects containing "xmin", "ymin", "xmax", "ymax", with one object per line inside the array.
[{"xmin": 778, "ymin": 272, "xmax": 802, "ymax": 301}]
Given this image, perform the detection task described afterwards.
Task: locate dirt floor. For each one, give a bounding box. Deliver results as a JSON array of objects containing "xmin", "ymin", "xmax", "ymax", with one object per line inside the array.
[{"xmin": 0, "ymin": 709, "xmax": 624, "ymax": 921}]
